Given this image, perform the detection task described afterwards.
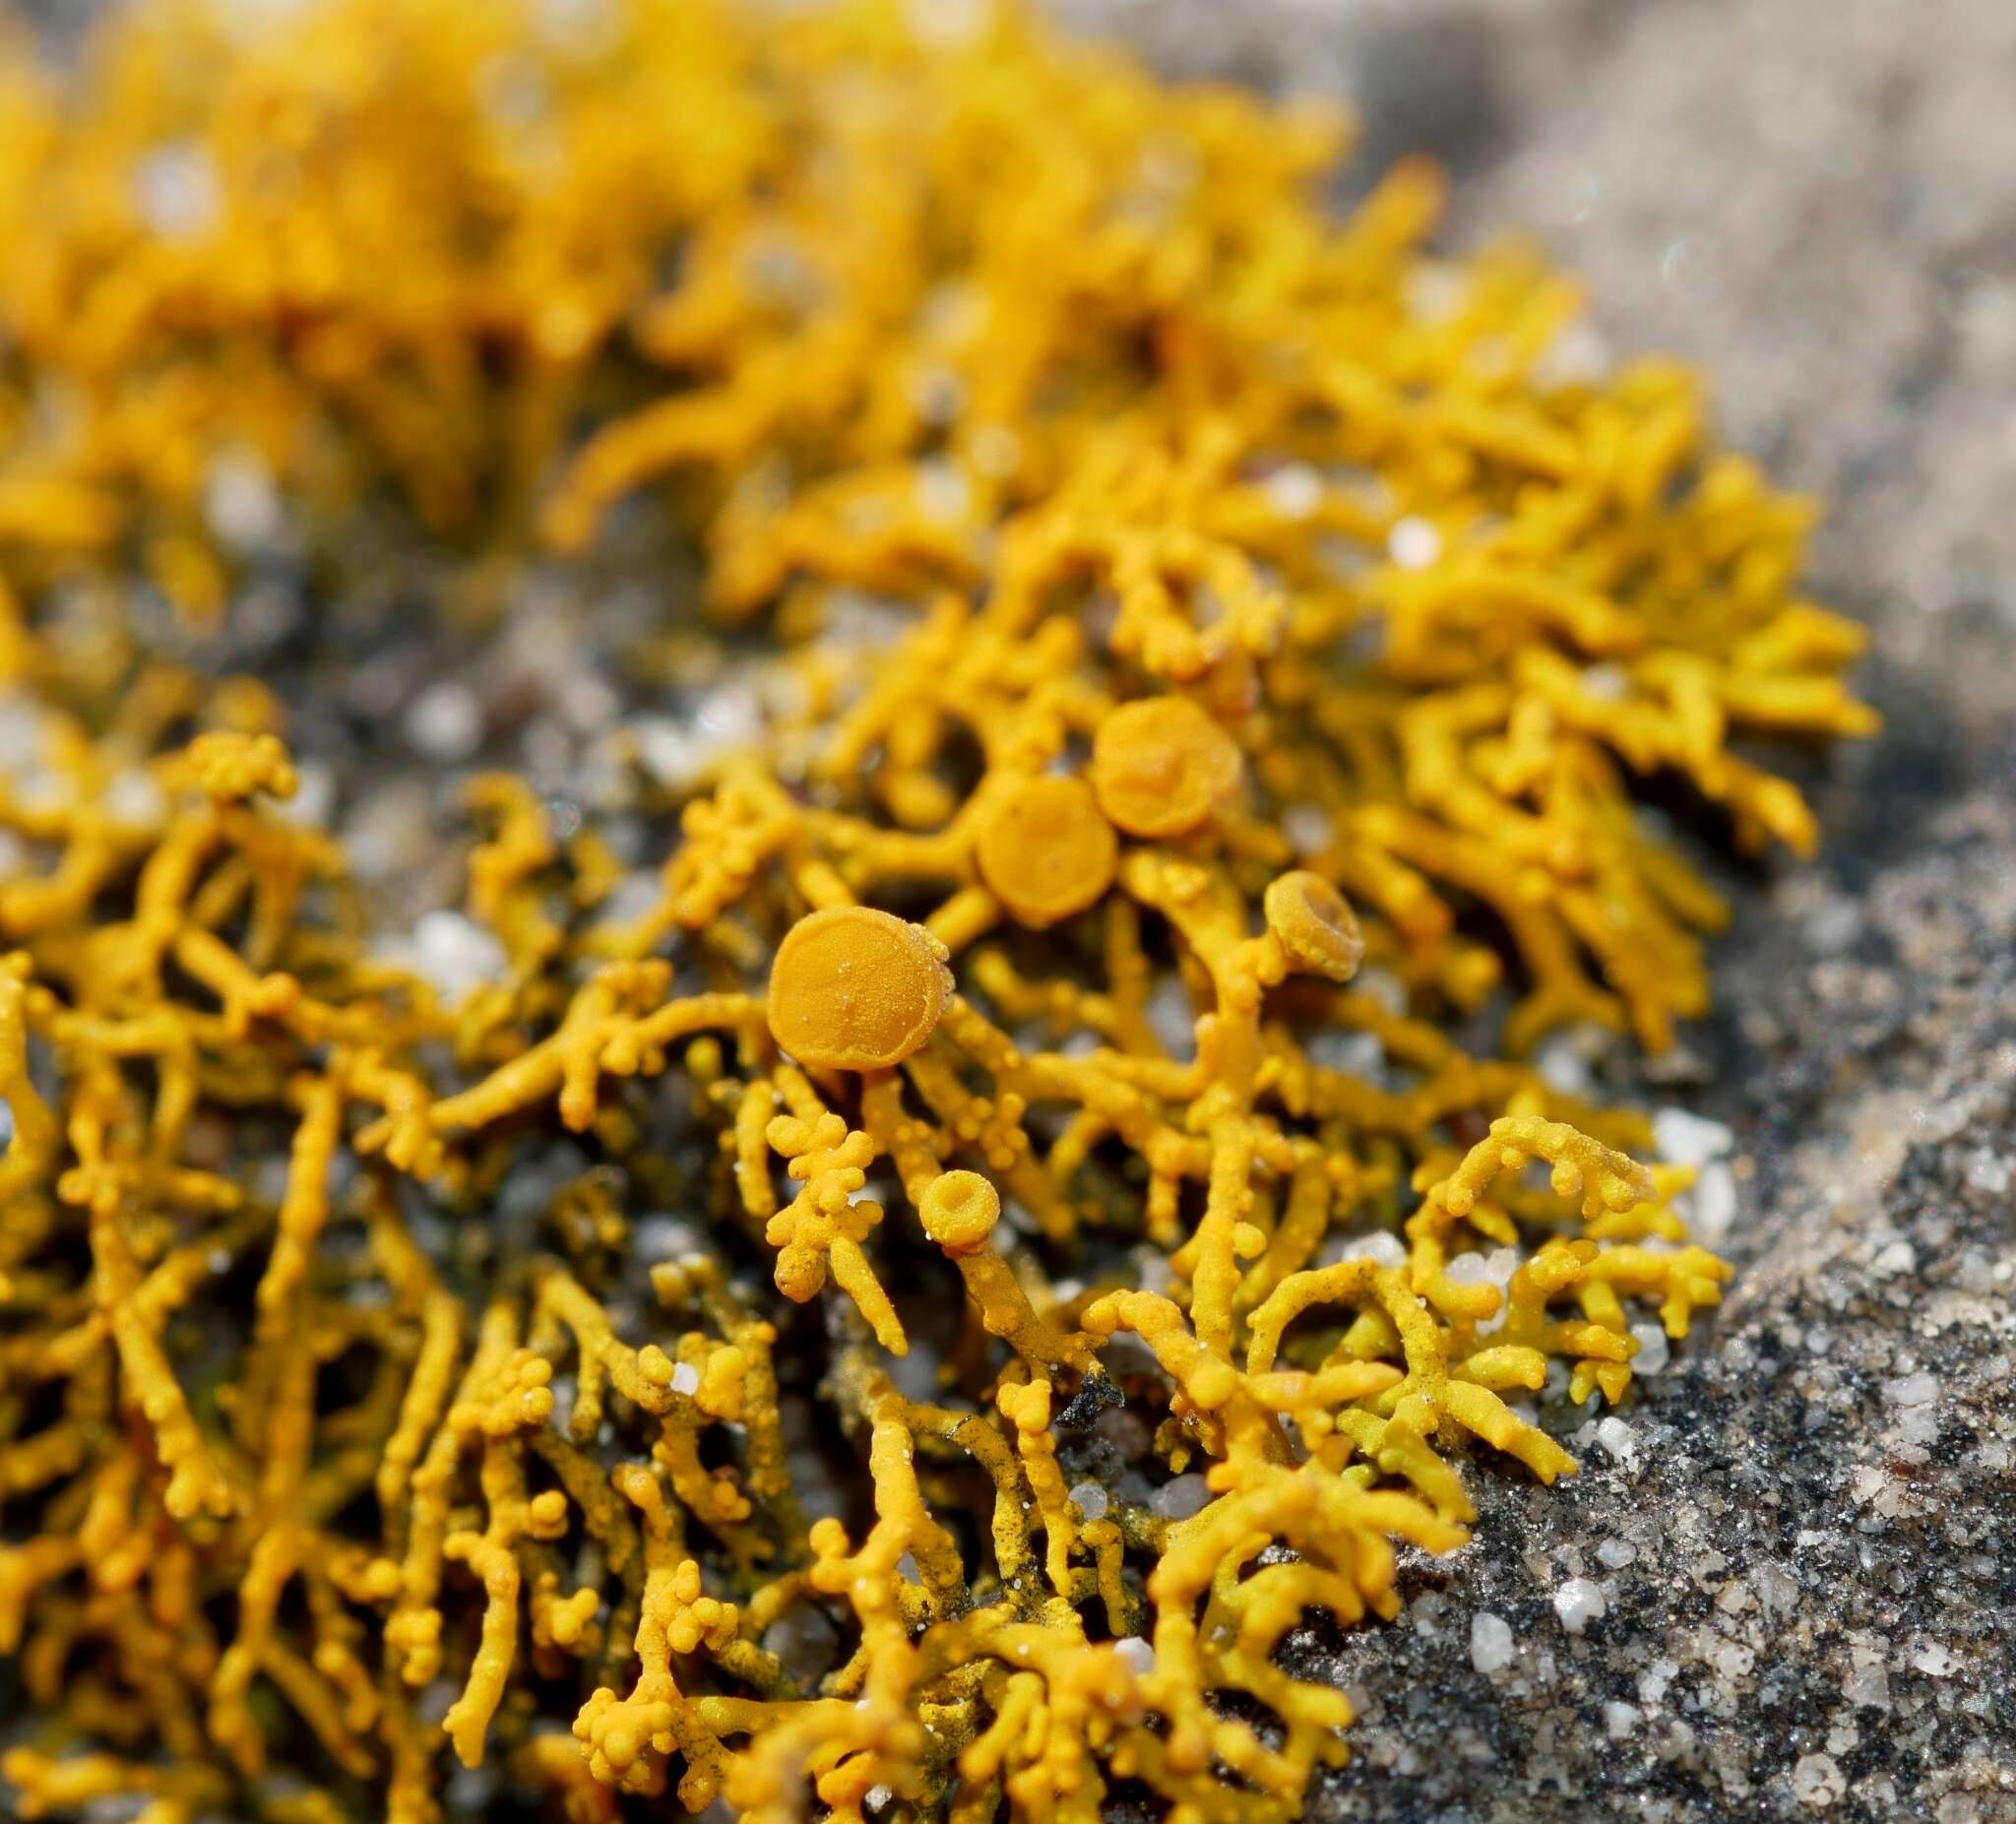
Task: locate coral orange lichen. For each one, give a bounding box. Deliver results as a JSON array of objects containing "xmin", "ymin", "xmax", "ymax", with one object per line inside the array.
[
  {"xmin": 0, "ymin": 1, "xmax": 1871, "ymax": 1821},
  {"xmin": 1264, "ymin": 869, "xmax": 1367, "ymax": 981},
  {"xmin": 917, "ymin": 1167, "xmax": 1004, "ymax": 1256},
  {"xmin": 767, "ymin": 906, "xmax": 954, "ymax": 1071},
  {"xmin": 1091, "ymin": 695, "xmax": 1246, "ymax": 839},
  {"xmin": 975, "ymin": 775, "xmax": 1119, "ymax": 927}
]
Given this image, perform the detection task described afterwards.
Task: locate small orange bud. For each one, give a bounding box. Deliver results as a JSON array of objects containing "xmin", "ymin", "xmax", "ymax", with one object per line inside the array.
[
  {"xmin": 1263, "ymin": 870, "xmax": 1363, "ymax": 980},
  {"xmin": 918, "ymin": 1168, "xmax": 1001, "ymax": 1255}
]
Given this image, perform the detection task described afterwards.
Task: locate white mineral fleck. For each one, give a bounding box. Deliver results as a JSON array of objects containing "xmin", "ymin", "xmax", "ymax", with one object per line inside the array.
[
  {"xmin": 1578, "ymin": 662, "xmax": 1630, "ymax": 703},
  {"xmin": 1404, "ymin": 262, "xmax": 1467, "ymax": 322},
  {"xmin": 1910, "ymin": 1641, "xmax": 1959, "ymax": 1676},
  {"xmin": 630, "ymin": 1215, "xmax": 708, "ymax": 1261},
  {"xmin": 1805, "ymin": 894, "xmax": 1862, "ymax": 953},
  {"xmin": 1148, "ymin": 1473, "xmax": 1211, "ymax": 1520},
  {"xmin": 1531, "ymin": 319, "xmax": 1610, "ymax": 387},
  {"xmin": 10, "ymin": 767, "xmax": 69, "ymax": 815},
  {"xmin": 275, "ymin": 760, "xmax": 335, "ymax": 830},
  {"xmin": 632, "ymin": 684, "xmax": 762, "ymax": 786},
  {"xmin": 1753, "ymin": 1561, "xmax": 1799, "ymax": 1616},
  {"xmin": 1629, "ymin": 1322, "xmax": 1670, "ymax": 1375},
  {"xmin": 1281, "ymin": 801, "xmax": 1332, "ymax": 854},
  {"xmin": 405, "ymin": 682, "xmax": 484, "ymax": 763},
  {"xmin": 1872, "ymin": 1238, "xmax": 1918, "ymax": 1278},
  {"xmin": 1963, "ymin": 1147, "xmax": 2011, "ymax": 1194},
  {"xmin": 1691, "ymin": 1161, "xmax": 1739, "ymax": 1241},
  {"xmin": 447, "ymin": 1768, "xmax": 498, "ymax": 1812},
  {"xmin": 134, "ymin": 142, "xmax": 221, "ymax": 239},
  {"xmin": 103, "ymin": 769, "xmax": 165, "ymax": 827},
  {"xmin": 906, "ymin": 0, "xmax": 986, "ymax": 48},
  {"xmin": 1535, "ymin": 1035, "xmax": 1593, "ymax": 1096},
  {"xmin": 914, "ymin": 459, "xmax": 969, "ymax": 522},
  {"xmin": 1317, "ymin": 1228, "xmax": 1408, "ymax": 1270},
  {"xmin": 1896, "ymin": 1402, "xmax": 1939, "ymax": 1448},
  {"xmin": 598, "ymin": 869, "xmax": 663, "ymax": 930},
  {"xmin": 1265, "ymin": 462, "xmax": 1325, "ymax": 522},
  {"xmin": 1124, "ymin": 1247, "xmax": 1169, "ymax": 1294},
  {"xmin": 1791, "ymin": 1751, "xmax": 1846, "ymax": 1808},
  {"xmin": 1387, "ymin": 515, "xmax": 1443, "ymax": 570},
  {"xmin": 1653, "ymin": 1106, "xmax": 1734, "ymax": 1165},
  {"xmin": 1849, "ymin": 1465, "xmax": 1889, "ymax": 1505},
  {"xmin": 1145, "ymin": 977, "xmax": 1198, "ymax": 1057},
  {"xmin": 1604, "ymin": 1701, "xmax": 1642, "ymax": 1737},
  {"xmin": 1354, "ymin": 966, "xmax": 1408, "ymax": 1015},
  {"xmin": 1637, "ymin": 1658, "xmax": 1678, "ymax": 1707},
  {"xmin": 668, "ymin": 1361, "xmax": 701, "ymax": 1397},
  {"xmin": 1113, "ymin": 1636, "xmax": 1155, "ymax": 1675},
  {"xmin": 1552, "ymin": 1576, "xmax": 1606, "ymax": 1635},
  {"xmin": 1595, "ymin": 1416, "xmax": 1638, "ymax": 1466},
  {"xmin": 1469, "ymin": 1611, "xmax": 1514, "ymax": 1674},
  {"xmin": 882, "ymin": 1338, "xmax": 941, "ymax": 1404},
  {"xmin": 1067, "ymin": 1480, "xmax": 1108, "ymax": 1522},
  {"xmin": 561, "ymin": 672, "xmax": 619, "ymax": 735},
  {"xmin": 1883, "ymin": 1370, "xmax": 1937, "ymax": 1407},
  {"xmin": 0, "ymin": 695, "xmax": 45, "ymax": 769},
  {"xmin": 1446, "ymin": 1245, "xmax": 1520, "ymax": 1290},
  {"xmin": 1309, "ymin": 1029, "xmax": 1385, "ymax": 1080},
  {"xmin": 1596, "ymin": 1538, "xmax": 1638, "ymax": 1571},
  {"xmin": 1843, "ymin": 1663, "xmax": 1890, "ymax": 1709},
  {"xmin": 206, "ymin": 451, "xmax": 283, "ymax": 548},
  {"xmin": 396, "ymin": 911, "xmax": 507, "ymax": 1002}
]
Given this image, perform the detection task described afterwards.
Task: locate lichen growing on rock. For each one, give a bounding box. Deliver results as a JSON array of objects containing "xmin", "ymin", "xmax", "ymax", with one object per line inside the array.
[{"xmin": 0, "ymin": 1, "xmax": 1871, "ymax": 1821}]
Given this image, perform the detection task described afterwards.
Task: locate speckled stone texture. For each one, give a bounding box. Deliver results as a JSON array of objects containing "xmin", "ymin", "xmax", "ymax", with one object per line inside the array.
[{"xmin": 1053, "ymin": 2, "xmax": 2016, "ymax": 1817}]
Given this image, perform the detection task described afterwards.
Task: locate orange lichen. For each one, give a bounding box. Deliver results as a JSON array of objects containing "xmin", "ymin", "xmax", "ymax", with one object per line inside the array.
[
  {"xmin": 0, "ymin": 1, "xmax": 1873, "ymax": 1822},
  {"xmin": 767, "ymin": 906, "xmax": 953, "ymax": 1072},
  {"xmin": 1264, "ymin": 868, "xmax": 1367, "ymax": 982},
  {"xmin": 1090, "ymin": 695, "xmax": 1247, "ymax": 839},
  {"xmin": 974, "ymin": 775, "xmax": 1119, "ymax": 928}
]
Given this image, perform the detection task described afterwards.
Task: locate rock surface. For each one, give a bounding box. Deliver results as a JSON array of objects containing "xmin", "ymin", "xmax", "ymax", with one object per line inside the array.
[{"xmin": 1053, "ymin": 1, "xmax": 2016, "ymax": 1817}]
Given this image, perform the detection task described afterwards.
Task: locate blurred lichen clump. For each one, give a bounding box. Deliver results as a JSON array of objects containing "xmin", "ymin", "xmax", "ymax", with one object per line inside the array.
[{"xmin": 0, "ymin": 1, "xmax": 1872, "ymax": 1821}]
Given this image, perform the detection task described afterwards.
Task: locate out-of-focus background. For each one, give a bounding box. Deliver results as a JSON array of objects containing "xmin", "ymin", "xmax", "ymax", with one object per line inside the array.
[{"xmin": 1044, "ymin": 4, "xmax": 2012, "ymax": 1820}]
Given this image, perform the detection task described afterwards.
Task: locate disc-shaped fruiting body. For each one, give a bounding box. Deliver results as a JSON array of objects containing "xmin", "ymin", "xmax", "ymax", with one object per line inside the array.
[
  {"xmin": 1090, "ymin": 696, "xmax": 1243, "ymax": 838},
  {"xmin": 918, "ymin": 1168, "xmax": 1001, "ymax": 1255},
  {"xmin": 1264, "ymin": 870, "xmax": 1364, "ymax": 980},
  {"xmin": 975, "ymin": 775, "xmax": 1118, "ymax": 927},
  {"xmin": 767, "ymin": 907, "xmax": 952, "ymax": 1070}
]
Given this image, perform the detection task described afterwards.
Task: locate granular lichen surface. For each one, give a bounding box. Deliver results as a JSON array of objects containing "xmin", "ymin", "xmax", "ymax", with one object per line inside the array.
[{"xmin": 0, "ymin": 2, "xmax": 1883, "ymax": 1821}]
